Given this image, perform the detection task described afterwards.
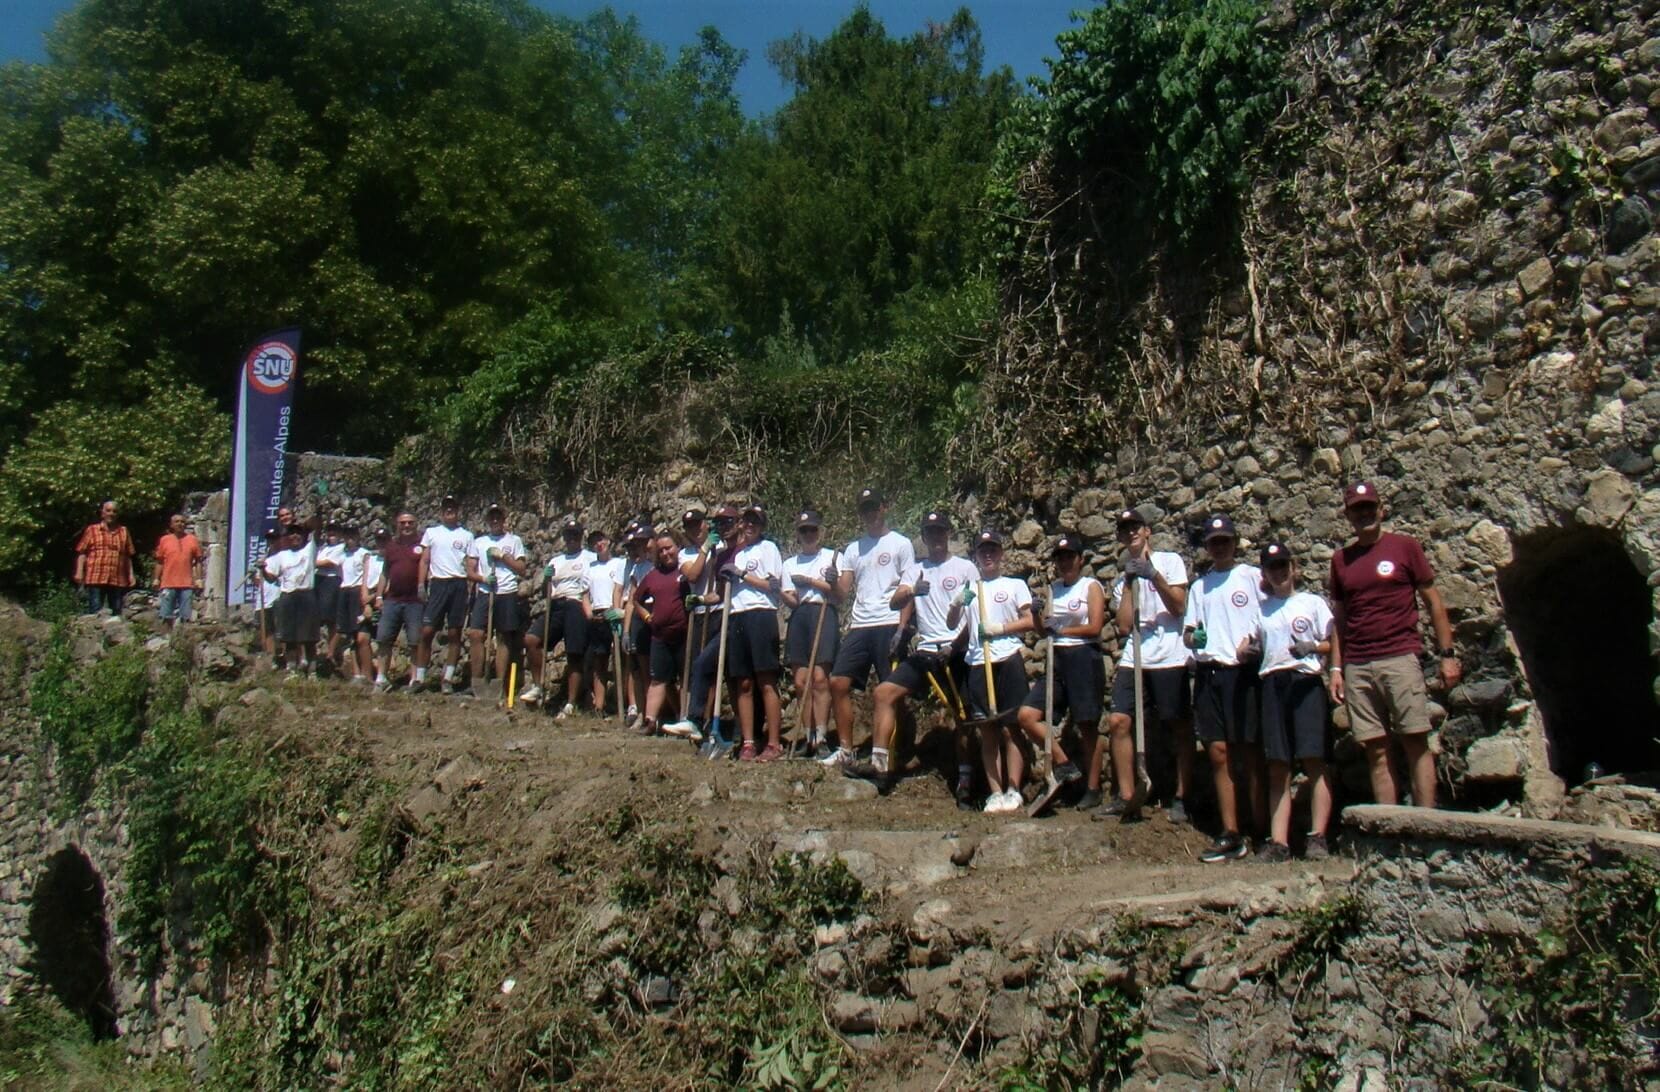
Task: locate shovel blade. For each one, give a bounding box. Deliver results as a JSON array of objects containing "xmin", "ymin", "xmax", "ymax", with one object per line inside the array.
[{"xmin": 1026, "ymin": 776, "xmax": 1067, "ymax": 818}]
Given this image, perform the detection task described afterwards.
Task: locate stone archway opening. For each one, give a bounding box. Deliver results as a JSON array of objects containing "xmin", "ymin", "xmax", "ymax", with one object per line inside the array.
[
  {"xmin": 1497, "ymin": 525, "xmax": 1660, "ymax": 783},
  {"xmin": 25, "ymin": 847, "xmax": 118, "ymax": 1040}
]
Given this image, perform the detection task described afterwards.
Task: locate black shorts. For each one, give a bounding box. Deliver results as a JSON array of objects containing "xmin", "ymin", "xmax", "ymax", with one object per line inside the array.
[
  {"xmin": 785, "ymin": 603, "xmax": 840, "ymax": 668},
  {"xmin": 585, "ymin": 617, "xmax": 614, "ymax": 658},
  {"xmin": 627, "ymin": 614, "xmax": 649, "ymax": 655},
  {"xmin": 887, "ymin": 650, "xmax": 968, "ymax": 702},
  {"xmin": 650, "ymin": 635, "xmax": 686, "ymax": 681},
  {"xmin": 1260, "ymin": 670, "xmax": 1329, "ymax": 763},
  {"xmin": 1193, "ymin": 662, "xmax": 1261, "ymax": 745},
  {"xmin": 966, "ymin": 654, "xmax": 1027, "ymax": 722},
  {"xmin": 831, "ymin": 625, "xmax": 900, "ymax": 690},
  {"xmin": 423, "ymin": 577, "xmax": 469, "ymax": 631},
  {"xmin": 726, "ymin": 609, "xmax": 781, "ymax": 678},
  {"xmin": 314, "ymin": 572, "xmax": 341, "ymax": 625},
  {"xmin": 530, "ymin": 598, "xmax": 589, "ymax": 658},
  {"xmin": 469, "ymin": 592, "xmax": 525, "ymax": 634},
  {"xmin": 1111, "ymin": 664, "xmax": 1192, "ymax": 724},
  {"xmin": 337, "ymin": 587, "xmax": 368, "ymax": 633},
  {"xmin": 1022, "ymin": 644, "xmax": 1106, "ymax": 724},
  {"xmin": 275, "ymin": 588, "xmax": 319, "ymax": 644}
]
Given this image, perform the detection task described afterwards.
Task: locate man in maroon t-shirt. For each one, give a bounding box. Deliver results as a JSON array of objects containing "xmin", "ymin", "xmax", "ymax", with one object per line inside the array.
[
  {"xmin": 374, "ymin": 512, "xmax": 426, "ymax": 691},
  {"xmin": 1328, "ymin": 481, "xmax": 1461, "ymax": 808},
  {"xmin": 633, "ymin": 533, "xmax": 691, "ymax": 733}
]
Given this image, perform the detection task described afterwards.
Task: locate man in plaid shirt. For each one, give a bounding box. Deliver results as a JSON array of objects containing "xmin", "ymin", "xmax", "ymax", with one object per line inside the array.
[{"xmin": 74, "ymin": 500, "xmax": 135, "ymax": 614}]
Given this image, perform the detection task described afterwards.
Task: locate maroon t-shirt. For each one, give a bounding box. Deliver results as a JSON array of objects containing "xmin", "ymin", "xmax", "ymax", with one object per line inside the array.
[
  {"xmin": 1329, "ymin": 531, "xmax": 1435, "ymax": 665},
  {"xmin": 382, "ymin": 540, "xmax": 424, "ymax": 603},
  {"xmin": 636, "ymin": 565, "xmax": 688, "ymax": 641}
]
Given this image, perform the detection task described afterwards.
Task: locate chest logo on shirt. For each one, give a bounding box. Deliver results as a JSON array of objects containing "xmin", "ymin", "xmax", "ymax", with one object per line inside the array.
[
  {"xmin": 1068, "ymin": 598, "xmax": 1082, "ymax": 612},
  {"xmin": 876, "ymin": 552, "xmax": 892, "ymax": 567},
  {"xmin": 1292, "ymin": 616, "xmax": 1313, "ymax": 634},
  {"xmin": 1376, "ymin": 560, "xmax": 1396, "ymax": 578},
  {"xmin": 994, "ymin": 591, "xmax": 1009, "ymax": 604},
  {"xmin": 746, "ymin": 559, "xmax": 759, "ymax": 572},
  {"xmin": 941, "ymin": 576, "xmax": 960, "ymax": 592},
  {"xmin": 1230, "ymin": 590, "xmax": 1250, "ymax": 608}
]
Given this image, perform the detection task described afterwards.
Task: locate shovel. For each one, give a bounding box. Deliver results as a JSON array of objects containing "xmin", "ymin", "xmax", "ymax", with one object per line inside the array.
[
  {"xmin": 1028, "ymin": 601, "xmax": 1070, "ymax": 817},
  {"xmin": 476, "ymin": 578, "xmax": 503, "ymax": 703}
]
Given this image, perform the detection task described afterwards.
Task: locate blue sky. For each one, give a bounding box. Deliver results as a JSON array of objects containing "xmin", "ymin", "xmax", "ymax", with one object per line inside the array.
[{"xmin": 0, "ymin": 0, "xmax": 1092, "ymax": 115}]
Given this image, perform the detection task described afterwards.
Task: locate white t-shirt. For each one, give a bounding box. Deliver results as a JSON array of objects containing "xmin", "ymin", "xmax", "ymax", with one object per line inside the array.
[
  {"xmin": 625, "ymin": 557, "xmax": 653, "ymax": 602},
  {"xmin": 362, "ymin": 552, "xmax": 384, "ymax": 597},
  {"xmin": 784, "ymin": 548, "xmax": 839, "ymax": 606},
  {"xmin": 584, "ymin": 556, "xmax": 624, "ymax": 611},
  {"xmin": 263, "ymin": 541, "xmax": 317, "ymax": 594},
  {"xmin": 679, "ymin": 545, "xmax": 716, "ymax": 614},
  {"xmin": 1111, "ymin": 551, "xmax": 1192, "ymax": 669},
  {"xmin": 1183, "ymin": 563, "xmax": 1265, "ymax": 666},
  {"xmin": 1045, "ymin": 576, "xmax": 1102, "ymax": 648},
  {"xmin": 1258, "ymin": 591, "xmax": 1334, "ymax": 676},
  {"xmin": 421, "ymin": 523, "xmax": 475, "ymax": 581},
  {"xmin": 546, "ymin": 548, "xmax": 595, "ymax": 602},
  {"xmin": 966, "ymin": 575, "xmax": 1031, "ymax": 666},
  {"xmin": 473, "ymin": 532, "xmax": 528, "ymax": 595},
  {"xmin": 840, "ymin": 530, "xmax": 915, "ymax": 629},
  {"xmin": 732, "ymin": 539, "xmax": 784, "ymax": 613},
  {"xmin": 259, "ymin": 570, "xmax": 282, "ymax": 608},
  {"xmin": 903, "ymin": 555, "xmax": 978, "ymax": 653},
  {"xmin": 336, "ymin": 544, "xmax": 368, "ymax": 589},
  {"xmin": 316, "ymin": 542, "xmax": 345, "ymax": 577}
]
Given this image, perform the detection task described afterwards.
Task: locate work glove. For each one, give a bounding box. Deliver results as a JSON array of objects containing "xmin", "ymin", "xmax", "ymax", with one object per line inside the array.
[
  {"xmin": 956, "ymin": 586, "xmax": 977, "ymax": 607},
  {"xmin": 705, "ymin": 528, "xmax": 721, "ymax": 548},
  {"xmin": 686, "ymin": 593, "xmax": 705, "ymax": 608},
  {"xmin": 604, "ymin": 607, "xmax": 624, "ymax": 623},
  {"xmin": 766, "ymin": 575, "xmax": 782, "ymax": 594},
  {"xmin": 719, "ymin": 563, "xmax": 740, "ymax": 583},
  {"xmin": 609, "ymin": 617, "xmax": 623, "ymax": 635},
  {"xmin": 912, "ymin": 575, "xmax": 931, "ymax": 597},
  {"xmin": 1123, "ymin": 556, "xmax": 1155, "ymax": 580},
  {"xmin": 486, "ymin": 547, "xmax": 501, "ymax": 563},
  {"xmin": 1292, "ymin": 638, "xmax": 1320, "ymax": 657},
  {"xmin": 977, "ymin": 622, "xmax": 1001, "ymax": 642},
  {"xmin": 1046, "ymin": 616, "xmax": 1068, "ymax": 637},
  {"xmin": 543, "ymin": 563, "xmax": 554, "ymax": 580},
  {"xmin": 1189, "ymin": 623, "xmax": 1208, "ymax": 650}
]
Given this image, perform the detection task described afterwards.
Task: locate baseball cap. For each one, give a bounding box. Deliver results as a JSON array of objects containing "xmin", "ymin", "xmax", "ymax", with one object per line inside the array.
[
  {"xmin": 486, "ymin": 502, "xmax": 505, "ymax": 517},
  {"xmin": 856, "ymin": 487, "xmax": 884, "ymax": 510},
  {"xmin": 626, "ymin": 521, "xmax": 651, "ymax": 541},
  {"xmin": 682, "ymin": 507, "xmax": 706, "ymax": 524},
  {"xmin": 1052, "ymin": 532, "xmax": 1085, "ymax": 555},
  {"xmin": 264, "ymin": 525, "xmax": 283, "ymax": 540},
  {"xmin": 740, "ymin": 504, "xmax": 767, "ymax": 526},
  {"xmin": 1260, "ymin": 541, "xmax": 1292, "ymax": 565},
  {"xmin": 372, "ymin": 525, "xmax": 390, "ymax": 539},
  {"xmin": 796, "ymin": 509, "xmax": 823, "ymax": 528},
  {"xmin": 920, "ymin": 510, "xmax": 951, "ymax": 531},
  {"xmin": 561, "ymin": 517, "xmax": 583, "ymax": 534},
  {"xmin": 1203, "ymin": 515, "xmax": 1238, "ymax": 541},
  {"xmin": 440, "ymin": 494, "xmax": 459, "ymax": 510},
  {"xmin": 713, "ymin": 503, "xmax": 740, "ymax": 522},
  {"xmin": 1115, "ymin": 508, "xmax": 1147, "ymax": 529},
  {"xmin": 974, "ymin": 528, "xmax": 1003, "ymax": 550},
  {"xmin": 1344, "ymin": 481, "xmax": 1381, "ymax": 508}
]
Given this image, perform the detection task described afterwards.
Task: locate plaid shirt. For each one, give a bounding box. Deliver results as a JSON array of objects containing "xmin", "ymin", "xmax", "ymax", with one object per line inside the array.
[{"xmin": 76, "ymin": 522, "xmax": 135, "ymax": 587}]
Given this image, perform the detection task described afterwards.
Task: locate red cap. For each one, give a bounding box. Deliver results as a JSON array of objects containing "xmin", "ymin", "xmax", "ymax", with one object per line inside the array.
[{"xmin": 1343, "ymin": 481, "xmax": 1381, "ymax": 509}]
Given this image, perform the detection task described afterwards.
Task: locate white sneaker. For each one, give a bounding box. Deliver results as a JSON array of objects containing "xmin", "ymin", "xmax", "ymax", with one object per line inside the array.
[
  {"xmin": 982, "ymin": 791, "xmax": 1006, "ymax": 814},
  {"xmin": 661, "ymin": 719, "xmax": 699, "ymax": 738},
  {"xmin": 988, "ymin": 789, "xmax": 1022, "ymax": 814},
  {"xmin": 519, "ymin": 685, "xmax": 543, "ymax": 705},
  {"xmin": 374, "ymin": 677, "xmax": 391, "ymax": 693},
  {"xmin": 819, "ymin": 748, "xmax": 853, "ymax": 769},
  {"xmin": 556, "ymin": 703, "xmax": 575, "ymax": 720}
]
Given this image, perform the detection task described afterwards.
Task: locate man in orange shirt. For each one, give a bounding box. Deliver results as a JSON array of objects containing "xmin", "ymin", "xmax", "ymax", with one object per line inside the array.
[
  {"xmin": 74, "ymin": 500, "xmax": 135, "ymax": 614},
  {"xmin": 154, "ymin": 513, "xmax": 204, "ymax": 632}
]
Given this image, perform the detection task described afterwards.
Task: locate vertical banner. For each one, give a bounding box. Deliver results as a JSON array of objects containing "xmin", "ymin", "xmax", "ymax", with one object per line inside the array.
[{"xmin": 228, "ymin": 329, "xmax": 302, "ymax": 609}]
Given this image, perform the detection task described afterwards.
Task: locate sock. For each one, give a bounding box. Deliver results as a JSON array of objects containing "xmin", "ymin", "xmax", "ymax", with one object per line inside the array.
[
  {"xmin": 443, "ymin": 664, "xmax": 456, "ymax": 681},
  {"xmin": 872, "ymin": 747, "xmax": 890, "ymax": 773},
  {"xmin": 415, "ymin": 667, "xmax": 428, "ymax": 683}
]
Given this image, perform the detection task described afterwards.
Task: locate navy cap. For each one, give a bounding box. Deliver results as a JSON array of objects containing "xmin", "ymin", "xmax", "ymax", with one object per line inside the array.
[
  {"xmin": 796, "ymin": 509, "xmax": 822, "ymax": 528},
  {"xmin": 856, "ymin": 487, "xmax": 884, "ymax": 510},
  {"xmin": 627, "ymin": 522, "xmax": 651, "ymax": 541},
  {"xmin": 740, "ymin": 505, "xmax": 766, "ymax": 526},
  {"xmin": 1260, "ymin": 541, "xmax": 1292, "ymax": 565},
  {"xmin": 1052, "ymin": 532, "xmax": 1085, "ymax": 555},
  {"xmin": 372, "ymin": 525, "xmax": 390, "ymax": 539},
  {"xmin": 486, "ymin": 502, "xmax": 505, "ymax": 516},
  {"xmin": 1115, "ymin": 508, "xmax": 1147, "ymax": 529},
  {"xmin": 561, "ymin": 517, "xmax": 583, "ymax": 534},
  {"xmin": 682, "ymin": 507, "xmax": 706, "ymax": 523},
  {"xmin": 1203, "ymin": 515, "xmax": 1238, "ymax": 541},
  {"xmin": 921, "ymin": 510, "xmax": 951, "ymax": 531},
  {"xmin": 974, "ymin": 528, "xmax": 1003, "ymax": 550},
  {"xmin": 441, "ymin": 494, "xmax": 459, "ymax": 510}
]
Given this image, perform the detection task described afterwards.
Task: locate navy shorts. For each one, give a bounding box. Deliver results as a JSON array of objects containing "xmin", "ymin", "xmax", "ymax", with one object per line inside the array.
[
  {"xmin": 469, "ymin": 592, "xmax": 525, "ymax": 634},
  {"xmin": 726, "ymin": 609, "xmax": 781, "ymax": 678},
  {"xmin": 423, "ymin": 577, "xmax": 469, "ymax": 631},
  {"xmin": 275, "ymin": 588, "xmax": 319, "ymax": 644},
  {"xmin": 966, "ymin": 654, "xmax": 1027, "ymax": 722},
  {"xmin": 887, "ymin": 650, "xmax": 968, "ymax": 703},
  {"xmin": 1111, "ymin": 664, "xmax": 1192, "ymax": 725},
  {"xmin": 831, "ymin": 624, "xmax": 900, "ymax": 690},
  {"xmin": 1260, "ymin": 669, "xmax": 1329, "ymax": 763},
  {"xmin": 337, "ymin": 587, "xmax": 368, "ymax": 633},
  {"xmin": 627, "ymin": 614, "xmax": 649, "ymax": 655},
  {"xmin": 378, "ymin": 599, "xmax": 423, "ymax": 647},
  {"xmin": 531, "ymin": 598, "xmax": 590, "ymax": 658},
  {"xmin": 650, "ymin": 635, "xmax": 686, "ymax": 681},
  {"xmin": 1193, "ymin": 662, "xmax": 1261, "ymax": 745},
  {"xmin": 314, "ymin": 572, "xmax": 341, "ymax": 625},
  {"xmin": 1022, "ymin": 644, "xmax": 1106, "ymax": 724},
  {"xmin": 785, "ymin": 603, "xmax": 840, "ymax": 668}
]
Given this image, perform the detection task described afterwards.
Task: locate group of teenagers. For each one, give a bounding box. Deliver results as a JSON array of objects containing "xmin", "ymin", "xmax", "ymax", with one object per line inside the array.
[{"xmin": 249, "ymin": 478, "xmax": 1461, "ymax": 864}]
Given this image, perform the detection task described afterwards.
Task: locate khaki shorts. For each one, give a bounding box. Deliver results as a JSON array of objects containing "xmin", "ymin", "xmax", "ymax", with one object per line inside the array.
[{"xmin": 1344, "ymin": 654, "xmax": 1431, "ymax": 741}]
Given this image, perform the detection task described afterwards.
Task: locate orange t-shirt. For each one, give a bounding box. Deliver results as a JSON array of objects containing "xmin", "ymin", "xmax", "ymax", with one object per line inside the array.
[{"xmin": 155, "ymin": 533, "xmax": 203, "ymax": 589}]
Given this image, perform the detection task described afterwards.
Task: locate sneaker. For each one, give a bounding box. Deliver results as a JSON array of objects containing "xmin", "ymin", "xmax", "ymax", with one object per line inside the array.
[
  {"xmin": 954, "ymin": 778, "xmax": 977, "ymax": 811},
  {"xmin": 374, "ymin": 678, "xmax": 391, "ymax": 693},
  {"xmin": 738, "ymin": 741, "xmax": 759, "ymax": 762},
  {"xmin": 519, "ymin": 684, "xmax": 544, "ymax": 706},
  {"xmin": 982, "ymin": 791, "xmax": 1008, "ymax": 814},
  {"xmin": 556, "ymin": 703, "xmax": 575, "ymax": 721},
  {"xmin": 1073, "ymin": 789, "xmax": 1103, "ymax": 811},
  {"xmin": 284, "ymin": 668, "xmax": 300, "ymax": 683},
  {"xmin": 757, "ymin": 743, "xmax": 786, "ymax": 763},
  {"xmin": 1303, "ymin": 834, "xmax": 1330, "ymax": 861},
  {"xmin": 1200, "ymin": 832, "xmax": 1248, "ymax": 864},
  {"xmin": 1093, "ymin": 795, "xmax": 1142, "ymax": 822},
  {"xmin": 1166, "ymin": 798, "xmax": 1190, "ymax": 825},
  {"xmin": 812, "ymin": 739, "xmax": 835, "ymax": 762},
  {"xmin": 1256, "ymin": 840, "xmax": 1291, "ymax": 863},
  {"xmin": 844, "ymin": 760, "xmax": 886, "ymax": 782},
  {"xmin": 1052, "ymin": 761, "xmax": 1082, "ymax": 784},
  {"xmin": 661, "ymin": 719, "xmax": 700, "ymax": 738},
  {"xmin": 819, "ymin": 748, "xmax": 852, "ymax": 770},
  {"xmin": 625, "ymin": 706, "xmax": 640, "ymax": 728},
  {"xmin": 440, "ymin": 679, "xmax": 454, "ymax": 695},
  {"xmin": 994, "ymin": 789, "xmax": 1024, "ymax": 814}
]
